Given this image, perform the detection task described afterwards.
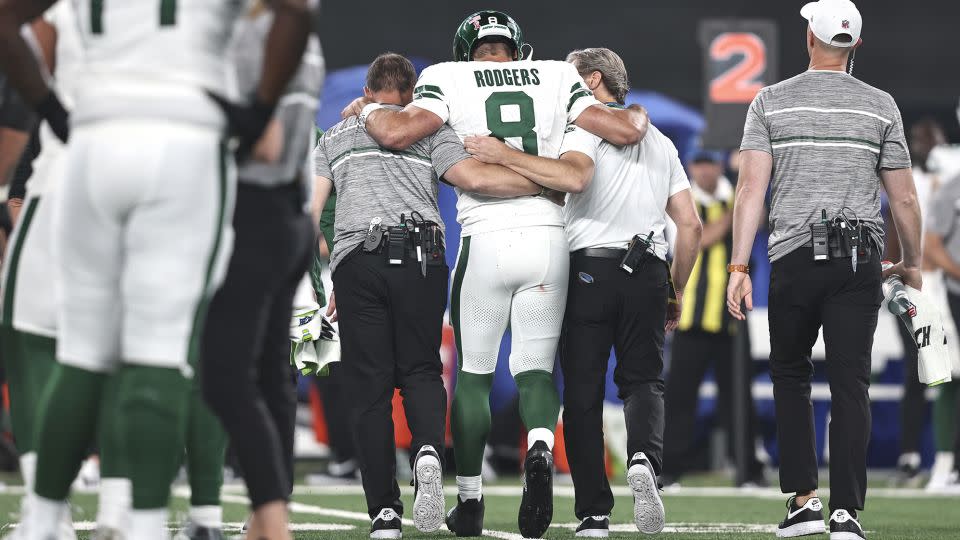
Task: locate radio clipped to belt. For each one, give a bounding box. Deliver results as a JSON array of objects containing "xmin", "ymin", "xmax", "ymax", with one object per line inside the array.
[
  {"xmin": 362, "ymin": 212, "xmax": 444, "ymax": 277},
  {"xmin": 619, "ymin": 231, "xmax": 655, "ymax": 275},
  {"xmin": 809, "ymin": 208, "xmax": 869, "ymax": 272}
]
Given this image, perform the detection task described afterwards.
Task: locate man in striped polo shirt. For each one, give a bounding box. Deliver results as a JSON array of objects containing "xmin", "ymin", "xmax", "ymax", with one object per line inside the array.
[{"xmin": 726, "ymin": 0, "xmax": 922, "ymax": 538}]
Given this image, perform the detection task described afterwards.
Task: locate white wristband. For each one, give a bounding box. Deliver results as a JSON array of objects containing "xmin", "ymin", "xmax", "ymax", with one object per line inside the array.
[{"xmin": 358, "ymin": 102, "xmax": 384, "ymax": 127}]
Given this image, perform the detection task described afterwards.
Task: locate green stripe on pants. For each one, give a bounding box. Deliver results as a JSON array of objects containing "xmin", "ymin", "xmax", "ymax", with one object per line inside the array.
[
  {"xmin": 450, "ymin": 236, "xmax": 471, "ymax": 369},
  {"xmin": 2, "ymin": 197, "xmax": 40, "ymax": 326},
  {"xmin": 186, "ymin": 141, "xmax": 229, "ymax": 366}
]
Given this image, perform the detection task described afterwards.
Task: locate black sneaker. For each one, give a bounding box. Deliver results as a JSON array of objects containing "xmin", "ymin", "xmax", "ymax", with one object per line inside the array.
[
  {"xmin": 412, "ymin": 445, "xmax": 444, "ymax": 532},
  {"xmin": 518, "ymin": 440, "xmax": 554, "ymax": 538},
  {"xmin": 829, "ymin": 509, "xmax": 865, "ymax": 540},
  {"xmin": 446, "ymin": 496, "xmax": 485, "ymax": 537},
  {"xmin": 173, "ymin": 522, "xmax": 224, "ymax": 540},
  {"xmin": 776, "ymin": 496, "xmax": 825, "ymax": 537},
  {"xmin": 627, "ymin": 452, "xmax": 665, "ymax": 534},
  {"xmin": 575, "ymin": 516, "xmax": 610, "ymax": 538},
  {"xmin": 370, "ymin": 508, "xmax": 402, "ymax": 539}
]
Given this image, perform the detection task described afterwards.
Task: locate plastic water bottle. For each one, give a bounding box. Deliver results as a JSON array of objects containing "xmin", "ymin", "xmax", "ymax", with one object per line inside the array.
[{"xmin": 881, "ymin": 260, "xmax": 917, "ymax": 321}]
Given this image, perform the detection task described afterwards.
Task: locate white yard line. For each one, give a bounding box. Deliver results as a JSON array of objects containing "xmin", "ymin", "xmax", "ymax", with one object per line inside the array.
[
  {"xmin": 556, "ymin": 522, "xmax": 780, "ymax": 533},
  {"xmin": 282, "ymin": 484, "xmax": 959, "ymax": 499},
  {"xmin": 12, "ymin": 522, "xmax": 353, "ymax": 532},
  {"xmin": 220, "ymin": 492, "xmax": 526, "ymax": 540}
]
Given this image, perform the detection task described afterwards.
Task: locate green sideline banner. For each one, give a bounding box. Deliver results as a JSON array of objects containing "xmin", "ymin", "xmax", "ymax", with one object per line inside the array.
[{"xmin": 698, "ymin": 19, "xmax": 779, "ymax": 150}]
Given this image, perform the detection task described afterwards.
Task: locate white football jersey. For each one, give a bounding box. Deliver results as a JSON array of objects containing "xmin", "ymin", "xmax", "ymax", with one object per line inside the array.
[
  {"xmin": 26, "ymin": 0, "xmax": 83, "ymax": 197},
  {"xmin": 69, "ymin": 0, "xmax": 242, "ymax": 126},
  {"xmin": 410, "ymin": 60, "xmax": 600, "ymax": 236}
]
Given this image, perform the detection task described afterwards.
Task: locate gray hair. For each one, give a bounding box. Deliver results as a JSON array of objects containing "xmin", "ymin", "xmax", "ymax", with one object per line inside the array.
[{"xmin": 566, "ymin": 48, "xmax": 629, "ymax": 104}]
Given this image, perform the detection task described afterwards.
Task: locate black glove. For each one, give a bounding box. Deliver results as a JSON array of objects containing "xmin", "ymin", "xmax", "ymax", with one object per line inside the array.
[
  {"xmin": 208, "ymin": 92, "xmax": 275, "ymax": 162},
  {"xmin": 35, "ymin": 91, "xmax": 69, "ymax": 143}
]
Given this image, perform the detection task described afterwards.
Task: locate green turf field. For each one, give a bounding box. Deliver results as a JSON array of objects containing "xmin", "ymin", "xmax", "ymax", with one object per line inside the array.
[{"xmin": 0, "ymin": 481, "xmax": 957, "ymax": 539}]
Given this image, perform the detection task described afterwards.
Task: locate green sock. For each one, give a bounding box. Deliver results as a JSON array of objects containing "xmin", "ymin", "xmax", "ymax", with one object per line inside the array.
[
  {"xmin": 18, "ymin": 332, "xmax": 57, "ymax": 454},
  {"xmin": 514, "ymin": 370, "xmax": 561, "ymax": 431},
  {"xmin": 451, "ymin": 371, "xmax": 494, "ymax": 477},
  {"xmin": 98, "ymin": 371, "xmax": 126, "ymax": 480},
  {"xmin": 186, "ymin": 383, "xmax": 226, "ymax": 507},
  {"xmin": 933, "ymin": 381, "xmax": 958, "ymax": 452},
  {"xmin": 34, "ymin": 363, "xmax": 106, "ymax": 500},
  {"xmin": 114, "ymin": 364, "xmax": 190, "ymax": 509},
  {"xmin": 1, "ymin": 326, "xmax": 31, "ymax": 453}
]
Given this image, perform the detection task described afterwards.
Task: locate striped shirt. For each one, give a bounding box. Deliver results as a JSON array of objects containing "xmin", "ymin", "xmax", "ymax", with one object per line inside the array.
[
  {"xmin": 314, "ymin": 107, "xmax": 469, "ymax": 273},
  {"xmin": 741, "ymin": 70, "xmax": 911, "ymax": 261}
]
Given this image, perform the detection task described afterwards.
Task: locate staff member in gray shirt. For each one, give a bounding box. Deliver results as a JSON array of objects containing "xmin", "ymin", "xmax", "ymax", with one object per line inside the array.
[
  {"xmin": 726, "ymin": 1, "xmax": 921, "ymax": 538},
  {"xmin": 313, "ymin": 53, "xmax": 550, "ymax": 539}
]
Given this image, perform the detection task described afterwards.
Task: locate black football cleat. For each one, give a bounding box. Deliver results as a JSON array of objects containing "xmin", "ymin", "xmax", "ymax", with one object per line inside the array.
[
  {"xmin": 518, "ymin": 440, "xmax": 554, "ymax": 538},
  {"xmin": 446, "ymin": 496, "xmax": 485, "ymax": 537},
  {"xmin": 173, "ymin": 522, "xmax": 225, "ymax": 540}
]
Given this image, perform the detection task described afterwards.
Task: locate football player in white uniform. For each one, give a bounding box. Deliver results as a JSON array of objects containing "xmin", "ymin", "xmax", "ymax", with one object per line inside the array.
[
  {"xmin": 0, "ymin": 1, "xmax": 312, "ymax": 538},
  {"xmin": 0, "ymin": 3, "xmax": 82, "ymax": 537},
  {"xmin": 344, "ymin": 10, "xmax": 648, "ymax": 538}
]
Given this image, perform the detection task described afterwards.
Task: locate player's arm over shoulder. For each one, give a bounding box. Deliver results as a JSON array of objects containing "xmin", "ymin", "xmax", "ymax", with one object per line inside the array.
[{"xmin": 365, "ymin": 64, "xmax": 452, "ymax": 150}]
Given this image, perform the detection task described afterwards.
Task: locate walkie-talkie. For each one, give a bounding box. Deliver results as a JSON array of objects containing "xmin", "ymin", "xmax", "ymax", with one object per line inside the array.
[{"xmin": 811, "ymin": 210, "xmax": 830, "ymax": 262}]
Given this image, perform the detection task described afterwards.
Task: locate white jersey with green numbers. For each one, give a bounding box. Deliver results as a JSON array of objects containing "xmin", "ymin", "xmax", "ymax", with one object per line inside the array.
[
  {"xmin": 410, "ymin": 59, "xmax": 600, "ymax": 236},
  {"xmin": 69, "ymin": 0, "xmax": 242, "ymax": 127}
]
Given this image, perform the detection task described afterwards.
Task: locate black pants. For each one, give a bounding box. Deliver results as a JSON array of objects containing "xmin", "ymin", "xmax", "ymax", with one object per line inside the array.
[
  {"xmin": 663, "ymin": 329, "xmax": 764, "ymax": 481},
  {"xmin": 201, "ymin": 182, "xmax": 314, "ymax": 508},
  {"xmin": 768, "ymin": 247, "xmax": 881, "ymax": 512},
  {"xmin": 313, "ymin": 363, "xmax": 356, "ymax": 466},
  {"xmin": 559, "ymin": 253, "xmax": 667, "ymax": 520},
  {"xmin": 333, "ymin": 249, "xmax": 448, "ymax": 518},
  {"xmin": 897, "ymin": 319, "xmax": 926, "ymax": 455},
  {"xmin": 945, "ymin": 292, "xmax": 960, "ymax": 463}
]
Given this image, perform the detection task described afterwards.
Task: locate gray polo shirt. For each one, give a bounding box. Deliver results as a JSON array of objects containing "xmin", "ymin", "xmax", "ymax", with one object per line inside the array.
[
  {"xmin": 741, "ymin": 70, "xmax": 911, "ymax": 261},
  {"xmin": 229, "ymin": 11, "xmax": 324, "ymax": 187},
  {"xmin": 314, "ymin": 109, "xmax": 470, "ymax": 273},
  {"xmin": 926, "ymin": 174, "xmax": 960, "ymax": 294}
]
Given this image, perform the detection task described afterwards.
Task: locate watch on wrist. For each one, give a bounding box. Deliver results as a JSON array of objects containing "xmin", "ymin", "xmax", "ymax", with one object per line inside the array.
[{"xmin": 727, "ymin": 264, "xmax": 750, "ymax": 274}]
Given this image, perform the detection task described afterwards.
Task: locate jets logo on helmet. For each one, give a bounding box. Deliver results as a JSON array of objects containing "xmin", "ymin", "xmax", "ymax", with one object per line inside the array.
[{"xmin": 452, "ymin": 10, "xmax": 526, "ymax": 62}]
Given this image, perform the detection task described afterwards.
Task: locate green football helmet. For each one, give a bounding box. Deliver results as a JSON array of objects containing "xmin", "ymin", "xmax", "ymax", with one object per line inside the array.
[{"xmin": 452, "ymin": 10, "xmax": 525, "ymax": 62}]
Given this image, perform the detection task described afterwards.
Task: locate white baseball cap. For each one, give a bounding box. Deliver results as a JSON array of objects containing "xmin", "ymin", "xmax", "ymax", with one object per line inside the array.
[{"xmin": 800, "ymin": 0, "xmax": 862, "ymax": 48}]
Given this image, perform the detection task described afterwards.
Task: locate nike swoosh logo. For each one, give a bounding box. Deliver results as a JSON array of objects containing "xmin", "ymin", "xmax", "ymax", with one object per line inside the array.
[{"xmin": 787, "ymin": 500, "xmax": 820, "ymax": 520}]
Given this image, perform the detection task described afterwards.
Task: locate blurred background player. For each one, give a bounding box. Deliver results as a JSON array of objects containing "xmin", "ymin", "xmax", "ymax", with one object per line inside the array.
[
  {"xmin": 920, "ymin": 130, "xmax": 960, "ymax": 493},
  {"xmin": 662, "ymin": 148, "xmax": 767, "ymax": 488},
  {"xmin": 345, "ymin": 10, "xmax": 648, "ymax": 537},
  {"xmin": 885, "ymin": 118, "xmax": 953, "ymax": 487},
  {"xmin": 0, "ymin": 1, "xmax": 311, "ymax": 538},
  {"xmin": 199, "ymin": 1, "xmax": 318, "ymax": 539},
  {"xmin": 0, "ymin": 3, "xmax": 81, "ymax": 536}
]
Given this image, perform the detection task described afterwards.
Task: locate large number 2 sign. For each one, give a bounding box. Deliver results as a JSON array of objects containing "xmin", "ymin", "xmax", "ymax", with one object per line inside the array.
[{"xmin": 708, "ymin": 32, "xmax": 766, "ymax": 104}]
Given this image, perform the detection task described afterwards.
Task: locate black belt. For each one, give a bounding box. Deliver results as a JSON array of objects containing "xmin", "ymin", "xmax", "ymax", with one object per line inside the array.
[
  {"xmin": 804, "ymin": 236, "xmax": 875, "ymax": 259},
  {"xmin": 573, "ymin": 247, "xmax": 626, "ymax": 259}
]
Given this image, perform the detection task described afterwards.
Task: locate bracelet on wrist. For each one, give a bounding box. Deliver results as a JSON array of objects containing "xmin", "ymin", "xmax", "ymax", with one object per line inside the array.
[{"xmin": 727, "ymin": 264, "xmax": 750, "ymax": 274}]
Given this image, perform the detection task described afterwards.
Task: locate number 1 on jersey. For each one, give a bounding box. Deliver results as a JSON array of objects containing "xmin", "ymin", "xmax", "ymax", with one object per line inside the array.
[
  {"xmin": 485, "ymin": 91, "xmax": 538, "ymax": 156},
  {"xmin": 91, "ymin": 0, "xmax": 177, "ymax": 34}
]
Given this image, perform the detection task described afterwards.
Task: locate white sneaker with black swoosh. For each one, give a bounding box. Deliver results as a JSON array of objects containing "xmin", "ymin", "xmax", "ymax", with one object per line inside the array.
[
  {"xmin": 777, "ymin": 496, "xmax": 826, "ymax": 537},
  {"xmin": 829, "ymin": 509, "xmax": 865, "ymax": 540}
]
